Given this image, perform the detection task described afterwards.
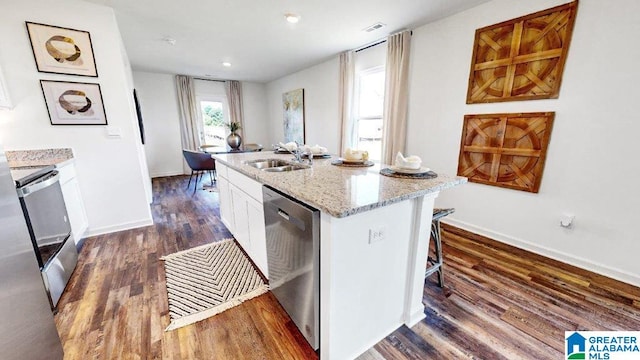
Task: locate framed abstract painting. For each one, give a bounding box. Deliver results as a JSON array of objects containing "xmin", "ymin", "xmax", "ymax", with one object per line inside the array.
[
  {"xmin": 40, "ymin": 80, "xmax": 107, "ymax": 125},
  {"xmin": 282, "ymin": 88, "xmax": 305, "ymax": 144},
  {"xmin": 26, "ymin": 22, "xmax": 98, "ymax": 77}
]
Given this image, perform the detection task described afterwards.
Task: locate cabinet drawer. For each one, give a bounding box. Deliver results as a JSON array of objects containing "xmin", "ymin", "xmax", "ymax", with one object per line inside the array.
[
  {"xmin": 228, "ymin": 168, "xmax": 262, "ymax": 203},
  {"xmin": 55, "ymin": 161, "xmax": 77, "ymax": 184}
]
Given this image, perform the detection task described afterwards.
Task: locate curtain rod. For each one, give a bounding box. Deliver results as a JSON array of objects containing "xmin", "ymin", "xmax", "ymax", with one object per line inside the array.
[
  {"xmin": 355, "ymin": 39, "xmax": 386, "ymax": 53},
  {"xmin": 354, "ymin": 30, "xmax": 413, "ymax": 53},
  {"xmin": 193, "ymin": 78, "xmax": 226, "ymax": 82}
]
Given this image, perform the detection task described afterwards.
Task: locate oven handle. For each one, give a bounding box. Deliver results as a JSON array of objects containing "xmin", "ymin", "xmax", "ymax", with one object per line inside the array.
[{"xmin": 16, "ymin": 171, "xmax": 60, "ymax": 197}]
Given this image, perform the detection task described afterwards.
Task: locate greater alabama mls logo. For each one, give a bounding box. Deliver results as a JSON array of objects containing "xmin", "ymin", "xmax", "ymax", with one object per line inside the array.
[
  {"xmin": 566, "ymin": 331, "xmax": 640, "ymax": 360},
  {"xmin": 566, "ymin": 332, "xmax": 586, "ymax": 359}
]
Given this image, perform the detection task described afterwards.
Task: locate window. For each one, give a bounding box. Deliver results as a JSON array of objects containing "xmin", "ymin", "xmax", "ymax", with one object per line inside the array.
[
  {"xmin": 355, "ymin": 66, "xmax": 385, "ymax": 161},
  {"xmin": 199, "ymin": 100, "xmax": 227, "ymax": 146}
]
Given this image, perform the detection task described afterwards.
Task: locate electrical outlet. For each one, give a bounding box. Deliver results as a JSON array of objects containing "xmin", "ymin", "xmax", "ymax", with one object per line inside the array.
[{"xmin": 369, "ymin": 226, "xmax": 386, "ymax": 244}]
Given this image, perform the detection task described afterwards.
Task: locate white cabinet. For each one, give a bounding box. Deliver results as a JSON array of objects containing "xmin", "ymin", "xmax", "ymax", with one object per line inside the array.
[
  {"xmin": 56, "ymin": 161, "xmax": 88, "ymax": 246},
  {"xmin": 246, "ymin": 197, "xmax": 268, "ymax": 274},
  {"xmin": 0, "ymin": 65, "xmax": 11, "ymax": 109},
  {"xmin": 229, "ymin": 183, "xmax": 250, "ymax": 251},
  {"xmin": 217, "ymin": 174, "xmax": 234, "ymax": 232},
  {"xmin": 216, "ymin": 163, "xmax": 268, "ymax": 277}
]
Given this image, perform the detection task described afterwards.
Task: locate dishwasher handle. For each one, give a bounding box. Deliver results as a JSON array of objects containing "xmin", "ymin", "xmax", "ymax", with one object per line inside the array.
[
  {"xmin": 278, "ymin": 209, "xmax": 290, "ymax": 221},
  {"xmin": 270, "ymin": 205, "xmax": 306, "ymax": 231},
  {"xmin": 16, "ymin": 171, "xmax": 60, "ymax": 198}
]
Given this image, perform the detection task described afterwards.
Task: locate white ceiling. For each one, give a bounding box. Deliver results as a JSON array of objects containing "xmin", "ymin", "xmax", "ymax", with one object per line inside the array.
[{"xmin": 84, "ymin": 0, "xmax": 490, "ymax": 83}]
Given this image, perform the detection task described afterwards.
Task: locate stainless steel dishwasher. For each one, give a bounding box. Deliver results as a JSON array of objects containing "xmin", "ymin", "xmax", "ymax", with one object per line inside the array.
[{"xmin": 263, "ymin": 185, "xmax": 320, "ymax": 350}]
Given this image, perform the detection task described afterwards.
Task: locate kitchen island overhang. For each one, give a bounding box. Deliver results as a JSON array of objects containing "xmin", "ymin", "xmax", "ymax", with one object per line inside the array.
[{"xmin": 213, "ymin": 152, "xmax": 466, "ymax": 359}]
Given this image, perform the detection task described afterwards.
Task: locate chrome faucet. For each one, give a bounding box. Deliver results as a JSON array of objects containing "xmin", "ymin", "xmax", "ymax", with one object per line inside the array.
[
  {"xmin": 289, "ymin": 141, "xmax": 303, "ymax": 163},
  {"xmin": 282, "ymin": 141, "xmax": 313, "ymax": 165}
]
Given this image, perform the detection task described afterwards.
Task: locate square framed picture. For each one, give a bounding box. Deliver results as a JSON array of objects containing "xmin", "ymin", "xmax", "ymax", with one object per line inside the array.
[
  {"xmin": 457, "ymin": 112, "xmax": 554, "ymax": 193},
  {"xmin": 40, "ymin": 80, "xmax": 107, "ymax": 125},
  {"xmin": 26, "ymin": 22, "xmax": 98, "ymax": 77}
]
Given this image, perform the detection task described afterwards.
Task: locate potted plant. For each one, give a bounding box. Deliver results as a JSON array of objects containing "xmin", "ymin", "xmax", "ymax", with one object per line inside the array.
[{"xmin": 225, "ymin": 121, "xmax": 242, "ymax": 150}]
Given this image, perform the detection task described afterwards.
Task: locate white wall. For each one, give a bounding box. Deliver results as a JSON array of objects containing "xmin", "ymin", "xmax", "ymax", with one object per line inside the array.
[
  {"xmin": 0, "ymin": 0, "xmax": 153, "ymax": 236},
  {"xmin": 406, "ymin": 0, "xmax": 640, "ymax": 285},
  {"xmin": 241, "ymin": 82, "xmax": 269, "ymax": 147},
  {"xmin": 263, "ymin": 46, "xmax": 385, "ymax": 154},
  {"xmin": 266, "ymin": 57, "xmax": 340, "ymax": 152},
  {"xmin": 132, "ymin": 71, "xmax": 183, "ymax": 177},
  {"xmin": 133, "ymin": 75, "xmax": 269, "ymax": 177},
  {"xmin": 119, "ymin": 37, "xmax": 153, "ymax": 205}
]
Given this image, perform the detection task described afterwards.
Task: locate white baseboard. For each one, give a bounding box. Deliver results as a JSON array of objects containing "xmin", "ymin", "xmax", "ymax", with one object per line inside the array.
[
  {"xmin": 150, "ymin": 170, "xmax": 185, "ymax": 178},
  {"xmin": 349, "ymin": 322, "xmax": 407, "ymax": 360},
  {"xmin": 405, "ymin": 309, "xmax": 426, "ymax": 328},
  {"xmin": 444, "ymin": 217, "xmax": 640, "ymax": 288},
  {"xmin": 85, "ymin": 218, "xmax": 154, "ymax": 238}
]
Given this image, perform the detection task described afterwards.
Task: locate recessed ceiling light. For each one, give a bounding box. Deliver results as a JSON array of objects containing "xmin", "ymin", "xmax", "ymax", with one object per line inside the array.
[
  {"xmin": 285, "ymin": 13, "xmax": 300, "ymax": 24},
  {"xmin": 222, "ymin": 62, "xmax": 232, "ymax": 67}
]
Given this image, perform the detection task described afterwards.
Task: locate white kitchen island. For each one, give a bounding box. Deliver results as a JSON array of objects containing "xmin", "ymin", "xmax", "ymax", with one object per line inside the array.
[{"xmin": 213, "ymin": 151, "xmax": 466, "ymax": 359}]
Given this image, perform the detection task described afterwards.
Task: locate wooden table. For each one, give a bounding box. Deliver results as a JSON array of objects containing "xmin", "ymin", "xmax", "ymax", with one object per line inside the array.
[{"xmin": 200, "ymin": 145, "xmax": 263, "ymax": 154}]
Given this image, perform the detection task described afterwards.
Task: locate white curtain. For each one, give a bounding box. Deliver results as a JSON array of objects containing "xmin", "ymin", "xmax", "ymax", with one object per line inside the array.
[
  {"xmin": 176, "ymin": 75, "xmax": 201, "ymax": 174},
  {"xmin": 381, "ymin": 30, "xmax": 412, "ymax": 165},
  {"xmin": 339, "ymin": 51, "xmax": 356, "ymax": 155},
  {"xmin": 225, "ymin": 80, "xmax": 245, "ymax": 137}
]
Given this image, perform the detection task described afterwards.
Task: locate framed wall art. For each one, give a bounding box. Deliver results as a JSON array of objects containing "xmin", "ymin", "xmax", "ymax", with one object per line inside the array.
[
  {"xmin": 466, "ymin": 1, "xmax": 577, "ymax": 104},
  {"xmin": 133, "ymin": 89, "xmax": 146, "ymax": 144},
  {"xmin": 282, "ymin": 88, "xmax": 305, "ymax": 144},
  {"xmin": 26, "ymin": 22, "xmax": 98, "ymax": 77},
  {"xmin": 457, "ymin": 112, "xmax": 554, "ymax": 193},
  {"xmin": 40, "ymin": 80, "xmax": 107, "ymax": 125}
]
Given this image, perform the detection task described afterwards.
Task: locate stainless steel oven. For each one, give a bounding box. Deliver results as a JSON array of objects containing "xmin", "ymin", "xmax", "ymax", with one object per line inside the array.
[{"xmin": 13, "ymin": 165, "xmax": 78, "ymax": 310}]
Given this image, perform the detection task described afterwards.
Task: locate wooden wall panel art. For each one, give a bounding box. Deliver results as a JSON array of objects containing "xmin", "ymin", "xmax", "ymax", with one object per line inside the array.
[
  {"xmin": 466, "ymin": 2, "xmax": 578, "ymax": 104},
  {"xmin": 457, "ymin": 112, "xmax": 554, "ymax": 193}
]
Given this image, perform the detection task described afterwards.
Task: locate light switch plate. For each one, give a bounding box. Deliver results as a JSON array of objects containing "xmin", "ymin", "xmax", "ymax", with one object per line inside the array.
[{"xmin": 106, "ymin": 126, "xmax": 122, "ymax": 138}]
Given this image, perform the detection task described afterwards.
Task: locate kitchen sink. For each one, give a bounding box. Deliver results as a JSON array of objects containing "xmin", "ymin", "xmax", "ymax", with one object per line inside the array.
[
  {"xmin": 244, "ymin": 159, "xmax": 310, "ymax": 172},
  {"xmin": 263, "ymin": 164, "xmax": 311, "ymax": 172},
  {"xmin": 245, "ymin": 159, "xmax": 290, "ymax": 169}
]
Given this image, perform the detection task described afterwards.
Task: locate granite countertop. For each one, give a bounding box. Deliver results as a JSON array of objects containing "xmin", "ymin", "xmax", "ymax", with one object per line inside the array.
[
  {"xmin": 213, "ymin": 151, "xmax": 467, "ymax": 218},
  {"xmin": 6, "ymin": 148, "xmax": 74, "ymax": 169}
]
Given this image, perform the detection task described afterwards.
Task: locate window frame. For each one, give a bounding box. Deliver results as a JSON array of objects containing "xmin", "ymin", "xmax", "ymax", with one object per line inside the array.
[
  {"xmin": 196, "ymin": 96, "xmax": 229, "ymax": 147},
  {"xmin": 354, "ymin": 65, "xmax": 385, "ymax": 160}
]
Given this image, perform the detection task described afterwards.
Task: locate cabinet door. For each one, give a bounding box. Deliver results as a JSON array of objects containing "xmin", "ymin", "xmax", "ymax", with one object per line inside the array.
[
  {"xmin": 229, "ymin": 184, "xmax": 250, "ymax": 253},
  {"xmin": 247, "ymin": 197, "xmax": 268, "ymax": 277},
  {"xmin": 60, "ymin": 178, "xmax": 88, "ymax": 244},
  {"xmin": 217, "ymin": 176, "xmax": 234, "ymax": 233},
  {"xmin": 57, "ymin": 163, "xmax": 88, "ymax": 245}
]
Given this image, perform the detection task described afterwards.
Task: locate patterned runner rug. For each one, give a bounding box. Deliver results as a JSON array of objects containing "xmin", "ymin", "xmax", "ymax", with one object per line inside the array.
[{"xmin": 161, "ymin": 238, "xmax": 268, "ymax": 331}]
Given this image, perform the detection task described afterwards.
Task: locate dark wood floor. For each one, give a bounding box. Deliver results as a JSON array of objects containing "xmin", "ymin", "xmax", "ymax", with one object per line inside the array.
[
  {"xmin": 55, "ymin": 175, "xmax": 640, "ymax": 359},
  {"xmin": 55, "ymin": 175, "xmax": 316, "ymax": 359},
  {"xmin": 361, "ymin": 225, "xmax": 640, "ymax": 359}
]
